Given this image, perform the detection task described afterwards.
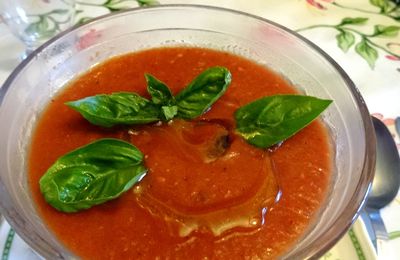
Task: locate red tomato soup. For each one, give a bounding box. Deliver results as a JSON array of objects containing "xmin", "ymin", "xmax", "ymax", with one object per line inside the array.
[{"xmin": 28, "ymin": 47, "xmax": 332, "ymax": 259}]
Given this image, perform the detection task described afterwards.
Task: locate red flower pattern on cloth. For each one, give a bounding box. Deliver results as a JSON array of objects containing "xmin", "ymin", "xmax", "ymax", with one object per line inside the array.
[
  {"xmin": 387, "ymin": 43, "xmax": 400, "ymax": 60},
  {"xmin": 386, "ymin": 55, "xmax": 400, "ymax": 61},
  {"xmin": 306, "ymin": 0, "xmax": 334, "ymax": 10},
  {"xmin": 76, "ymin": 29, "xmax": 102, "ymax": 50},
  {"xmin": 373, "ymin": 113, "xmax": 395, "ymax": 126}
]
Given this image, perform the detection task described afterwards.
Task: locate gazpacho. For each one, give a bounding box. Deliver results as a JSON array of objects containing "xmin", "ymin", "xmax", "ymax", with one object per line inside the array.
[{"xmin": 28, "ymin": 47, "xmax": 332, "ymax": 259}]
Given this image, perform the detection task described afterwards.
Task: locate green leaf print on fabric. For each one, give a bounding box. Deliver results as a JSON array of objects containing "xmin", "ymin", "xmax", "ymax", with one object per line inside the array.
[
  {"xmin": 23, "ymin": 9, "xmax": 72, "ymax": 40},
  {"xmin": 336, "ymin": 30, "xmax": 356, "ymax": 52},
  {"xmin": 370, "ymin": 0, "xmax": 392, "ymax": 13},
  {"xmin": 356, "ymin": 39, "xmax": 379, "ymax": 68},
  {"xmin": 373, "ymin": 25, "xmax": 400, "ymax": 36},
  {"xmin": 339, "ymin": 17, "xmax": 369, "ymax": 26},
  {"xmin": 296, "ymin": 15, "xmax": 400, "ymax": 69},
  {"xmin": 389, "ymin": 230, "xmax": 400, "ymax": 240}
]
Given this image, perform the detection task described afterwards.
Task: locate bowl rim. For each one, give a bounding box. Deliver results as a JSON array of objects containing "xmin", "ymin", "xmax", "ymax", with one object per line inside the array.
[{"xmin": 0, "ymin": 4, "xmax": 376, "ymax": 259}]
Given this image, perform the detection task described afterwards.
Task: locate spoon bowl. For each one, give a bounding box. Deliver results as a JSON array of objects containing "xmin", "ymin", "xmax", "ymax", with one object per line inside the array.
[
  {"xmin": 365, "ymin": 116, "xmax": 400, "ymax": 255},
  {"xmin": 369, "ymin": 117, "xmax": 400, "ymax": 209}
]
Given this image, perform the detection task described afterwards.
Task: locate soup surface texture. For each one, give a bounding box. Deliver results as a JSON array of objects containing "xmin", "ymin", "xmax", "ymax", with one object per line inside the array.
[{"xmin": 28, "ymin": 47, "xmax": 332, "ymax": 259}]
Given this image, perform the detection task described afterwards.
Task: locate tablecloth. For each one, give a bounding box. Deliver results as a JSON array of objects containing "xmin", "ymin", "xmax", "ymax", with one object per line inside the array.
[{"xmin": 0, "ymin": 0, "xmax": 399, "ymax": 259}]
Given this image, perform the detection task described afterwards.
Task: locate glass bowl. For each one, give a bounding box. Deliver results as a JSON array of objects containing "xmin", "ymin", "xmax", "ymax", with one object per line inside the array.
[{"xmin": 0, "ymin": 4, "xmax": 375, "ymax": 259}]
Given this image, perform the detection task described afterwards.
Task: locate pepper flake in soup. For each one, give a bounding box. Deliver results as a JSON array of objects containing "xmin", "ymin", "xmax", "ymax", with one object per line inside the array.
[{"xmin": 28, "ymin": 47, "xmax": 333, "ymax": 259}]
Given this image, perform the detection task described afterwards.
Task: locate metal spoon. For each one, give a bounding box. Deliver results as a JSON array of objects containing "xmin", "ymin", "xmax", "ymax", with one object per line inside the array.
[{"xmin": 364, "ymin": 116, "xmax": 400, "ymax": 256}]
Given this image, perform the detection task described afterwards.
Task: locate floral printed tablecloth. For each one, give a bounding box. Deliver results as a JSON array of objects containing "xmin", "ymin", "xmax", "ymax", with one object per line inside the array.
[{"xmin": 0, "ymin": 0, "xmax": 399, "ymax": 259}]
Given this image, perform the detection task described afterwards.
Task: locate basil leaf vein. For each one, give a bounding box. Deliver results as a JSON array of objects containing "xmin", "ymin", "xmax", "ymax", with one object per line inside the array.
[
  {"xmin": 235, "ymin": 95, "xmax": 332, "ymax": 148},
  {"xmin": 39, "ymin": 138, "xmax": 147, "ymax": 213},
  {"xmin": 66, "ymin": 92, "xmax": 160, "ymax": 127},
  {"xmin": 176, "ymin": 66, "xmax": 232, "ymax": 119}
]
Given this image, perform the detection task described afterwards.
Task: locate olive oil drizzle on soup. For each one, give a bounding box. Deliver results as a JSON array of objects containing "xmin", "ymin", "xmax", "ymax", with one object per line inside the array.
[{"xmin": 28, "ymin": 47, "xmax": 332, "ymax": 259}]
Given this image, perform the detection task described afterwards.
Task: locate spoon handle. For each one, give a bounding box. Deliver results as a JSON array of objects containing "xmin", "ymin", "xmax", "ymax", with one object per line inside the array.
[{"xmin": 366, "ymin": 207, "xmax": 393, "ymax": 259}]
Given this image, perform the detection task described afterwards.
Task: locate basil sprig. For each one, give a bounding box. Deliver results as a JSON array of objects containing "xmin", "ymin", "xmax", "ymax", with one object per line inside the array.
[
  {"xmin": 234, "ymin": 95, "xmax": 332, "ymax": 148},
  {"xmin": 67, "ymin": 67, "xmax": 232, "ymax": 127},
  {"xmin": 39, "ymin": 138, "xmax": 147, "ymax": 213},
  {"xmin": 40, "ymin": 66, "xmax": 334, "ymax": 214}
]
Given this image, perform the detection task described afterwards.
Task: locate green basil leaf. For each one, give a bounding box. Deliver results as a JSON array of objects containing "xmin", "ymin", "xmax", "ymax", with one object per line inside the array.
[
  {"xmin": 355, "ymin": 39, "xmax": 378, "ymax": 68},
  {"xmin": 39, "ymin": 139, "xmax": 147, "ymax": 213},
  {"xmin": 235, "ymin": 95, "xmax": 332, "ymax": 148},
  {"xmin": 176, "ymin": 66, "xmax": 232, "ymax": 119},
  {"xmin": 66, "ymin": 92, "xmax": 160, "ymax": 127},
  {"xmin": 145, "ymin": 73, "xmax": 175, "ymax": 106},
  {"xmin": 336, "ymin": 30, "xmax": 355, "ymax": 52},
  {"xmin": 339, "ymin": 17, "xmax": 368, "ymax": 26},
  {"xmin": 161, "ymin": 105, "xmax": 178, "ymax": 121},
  {"xmin": 373, "ymin": 25, "xmax": 400, "ymax": 37}
]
